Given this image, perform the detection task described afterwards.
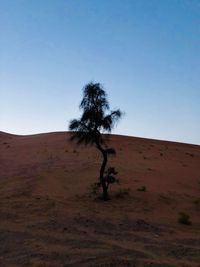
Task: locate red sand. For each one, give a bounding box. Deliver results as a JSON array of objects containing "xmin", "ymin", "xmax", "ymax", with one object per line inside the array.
[{"xmin": 0, "ymin": 131, "xmax": 200, "ymax": 266}]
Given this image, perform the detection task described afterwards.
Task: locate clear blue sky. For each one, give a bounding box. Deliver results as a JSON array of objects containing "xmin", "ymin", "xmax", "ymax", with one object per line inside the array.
[{"xmin": 1, "ymin": 0, "xmax": 200, "ymax": 144}]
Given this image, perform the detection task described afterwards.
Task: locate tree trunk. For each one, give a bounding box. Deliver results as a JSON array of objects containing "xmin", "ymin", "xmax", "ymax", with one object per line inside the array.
[
  {"xmin": 100, "ymin": 150, "xmax": 109, "ymax": 200},
  {"xmin": 96, "ymin": 142, "xmax": 109, "ymax": 200}
]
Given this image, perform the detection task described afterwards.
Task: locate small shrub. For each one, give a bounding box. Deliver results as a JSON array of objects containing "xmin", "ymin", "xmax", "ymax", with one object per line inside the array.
[
  {"xmin": 193, "ymin": 199, "xmax": 200, "ymax": 210},
  {"xmin": 193, "ymin": 199, "xmax": 200, "ymax": 205},
  {"xmin": 103, "ymin": 167, "xmax": 119, "ymax": 185},
  {"xmin": 137, "ymin": 186, "xmax": 146, "ymax": 192},
  {"xmin": 178, "ymin": 212, "xmax": 191, "ymax": 225},
  {"xmin": 185, "ymin": 152, "xmax": 194, "ymax": 157}
]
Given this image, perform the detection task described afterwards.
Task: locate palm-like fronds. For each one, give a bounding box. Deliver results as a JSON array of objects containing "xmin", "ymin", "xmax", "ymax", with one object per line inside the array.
[
  {"xmin": 69, "ymin": 119, "xmax": 94, "ymax": 145},
  {"xmin": 102, "ymin": 109, "xmax": 122, "ymax": 132}
]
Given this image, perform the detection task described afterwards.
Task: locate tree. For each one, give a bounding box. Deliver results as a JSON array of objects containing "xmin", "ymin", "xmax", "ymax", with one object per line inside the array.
[{"xmin": 69, "ymin": 82, "xmax": 122, "ymax": 200}]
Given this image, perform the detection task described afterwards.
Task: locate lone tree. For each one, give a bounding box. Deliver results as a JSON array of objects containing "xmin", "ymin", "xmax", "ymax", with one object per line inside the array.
[{"xmin": 69, "ymin": 82, "xmax": 122, "ymax": 200}]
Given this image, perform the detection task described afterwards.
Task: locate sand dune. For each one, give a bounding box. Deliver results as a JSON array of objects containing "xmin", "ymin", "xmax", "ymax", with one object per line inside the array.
[{"xmin": 0, "ymin": 131, "xmax": 200, "ymax": 266}]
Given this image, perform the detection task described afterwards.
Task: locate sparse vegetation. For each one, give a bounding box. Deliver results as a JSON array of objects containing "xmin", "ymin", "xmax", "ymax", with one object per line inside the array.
[
  {"xmin": 193, "ymin": 199, "xmax": 200, "ymax": 210},
  {"xmin": 193, "ymin": 199, "xmax": 200, "ymax": 205},
  {"xmin": 89, "ymin": 169, "xmax": 120, "ymax": 198},
  {"xmin": 137, "ymin": 186, "xmax": 146, "ymax": 192},
  {"xmin": 185, "ymin": 152, "xmax": 194, "ymax": 157},
  {"xmin": 69, "ymin": 82, "xmax": 122, "ymax": 200},
  {"xmin": 178, "ymin": 212, "xmax": 191, "ymax": 225}
]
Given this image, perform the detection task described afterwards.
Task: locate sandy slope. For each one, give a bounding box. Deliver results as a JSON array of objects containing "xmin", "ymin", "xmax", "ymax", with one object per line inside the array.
[{"xmin": 0, "ymin": 131, "xmax": 200, "ymax": 267}]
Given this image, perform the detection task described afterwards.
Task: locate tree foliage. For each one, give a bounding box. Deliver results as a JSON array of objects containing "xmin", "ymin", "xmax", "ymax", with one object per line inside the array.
[{"xmin": 69, "ymin": 82, "xmax": 122, "ymax": 200}]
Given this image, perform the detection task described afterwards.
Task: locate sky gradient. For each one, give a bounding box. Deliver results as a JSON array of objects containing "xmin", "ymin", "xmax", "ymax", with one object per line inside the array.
[{"xmin": 1, "ymin": 0, "xmax": 200, "ymax": 144}]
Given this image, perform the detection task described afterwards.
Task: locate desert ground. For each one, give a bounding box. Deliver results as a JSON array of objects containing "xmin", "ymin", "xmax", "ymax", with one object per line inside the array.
[{"xmin": 0, "ymin": 131, "xmax": 200, "ymax": 267}]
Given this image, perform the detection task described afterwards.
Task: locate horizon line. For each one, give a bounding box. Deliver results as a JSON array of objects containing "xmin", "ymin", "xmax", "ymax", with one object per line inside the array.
[{"xmin": 1, "ymin": 130, "xmax": 199, "ymax": 147}]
